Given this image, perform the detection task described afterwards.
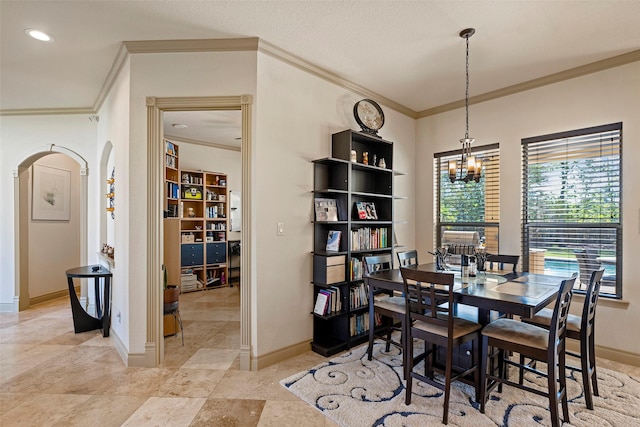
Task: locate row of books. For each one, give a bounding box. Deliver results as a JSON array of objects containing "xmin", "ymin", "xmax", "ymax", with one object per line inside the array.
[
  {"xmin": 313, "ymin": 286, "xmax": 342, "ymax": 316},
  {"xmin": 205, "ymin": 206, "xmax": 225, "ymax": 219},
  {"xmin": 167, "ymin": 182, "xmax": 180, "ymax": 199},
  {"xmin": 165, "ymin": 153, "xmax": 177, "ymax": 169},
  {"xmin": 349, "ymin": 282, "xmax": 367, "ymax": 310},
  {"xmin": 349, "ymin": 312, "xmax": 383, "ymax": 337},
  {"xmin": 183, "ymin": 175, "xmax": 203, "ymax": 185},
  {"xmin": 351, "ymin": 227, "xmax": 390, "ymax": 251},
  {"xmin": 165, "ymin": 140, "xmax": 178, "ymax": 156},
  {"xmin": 349, "ymin": 257, "xmax": 364, "ymax": 280}
]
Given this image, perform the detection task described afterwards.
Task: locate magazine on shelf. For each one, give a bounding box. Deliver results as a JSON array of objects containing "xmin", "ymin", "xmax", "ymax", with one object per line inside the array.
[
  {"xmin": 314, "ymin": 198, "xmax": 338, "ymax": 221},
  {"xmin": 326, "ymin": 230, "xmax": 342, "ymax": 252},
  {"xmin": 355, "ymin": 201, "xmax": 378, "ymax": 220}
]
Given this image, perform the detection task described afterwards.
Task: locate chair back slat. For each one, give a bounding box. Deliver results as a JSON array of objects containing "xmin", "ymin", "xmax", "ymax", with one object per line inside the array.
[
  {"xmin": 583, "ymin": 268, "xmax": 604, "ymax": 334},
  {"xmin": 397, "ymin": 250, "xmax": 419, "ymax": 268},
  {"xmin": 549, "ymin": 275, "xmax": 577, "ymax": 355},
  {"xmin": 400, "ymin": 267, "xmax": 455, "ymax": 338}
]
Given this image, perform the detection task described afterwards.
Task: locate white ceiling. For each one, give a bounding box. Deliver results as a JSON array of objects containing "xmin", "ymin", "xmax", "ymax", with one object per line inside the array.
[{"xmin": 2, "ymin": 1, "xmax": 640, "ymax": 119}]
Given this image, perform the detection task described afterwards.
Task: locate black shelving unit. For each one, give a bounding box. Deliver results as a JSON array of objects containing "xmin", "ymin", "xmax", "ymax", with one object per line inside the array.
[
  {"xmin": 311, "ymin": 129, "xmax": 396, "ymax": 357},
  {"xmin": 228, "ymin": 240, "xmax": 240, "ymax": 287}
]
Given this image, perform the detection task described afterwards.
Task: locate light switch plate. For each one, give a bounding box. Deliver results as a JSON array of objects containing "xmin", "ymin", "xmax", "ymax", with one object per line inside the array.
[{"xmin": 277, "ymin": 222, "xmax": 285, "ymax": 236}]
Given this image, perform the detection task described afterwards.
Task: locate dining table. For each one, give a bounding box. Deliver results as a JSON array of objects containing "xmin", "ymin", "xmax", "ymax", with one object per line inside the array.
[{"xmin": 364, "ymin": 263, "xmax": 567, "ymax": 326}]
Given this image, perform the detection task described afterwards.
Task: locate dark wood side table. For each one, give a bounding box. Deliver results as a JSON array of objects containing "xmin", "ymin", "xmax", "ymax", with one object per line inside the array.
[{"xmin": 65, "ymin": 265, "xmax": 112, "ymax": 337}]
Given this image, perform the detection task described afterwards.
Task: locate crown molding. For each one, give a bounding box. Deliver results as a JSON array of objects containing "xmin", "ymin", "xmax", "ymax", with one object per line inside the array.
[
  {"xmin": 163, "ymin": 134, "xmax": 240, "ymax": 152},
  {"xmin": 92, "ymin": 43, "xmax": 130, "ymax": 112},
  {"xmin": 0, "ymin": 107, "xmax": 95, "ymax": 116},
  {"xmin": 257, "ymin": 39, "xmax": 417, "ymax": 119},
  {"xmin": 123, "ymin": 37, "xmax": 259, "ymax": 54},
  {"xmin": 417, "ymin": 48, "xmax": 640, "ymax": 118}
]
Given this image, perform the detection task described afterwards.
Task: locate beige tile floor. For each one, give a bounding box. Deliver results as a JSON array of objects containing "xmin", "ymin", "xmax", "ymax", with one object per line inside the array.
[
  {"xmin": 0, "ymin": 286, "xmax": 337, "ymax": 426},
  {"xmin": 2, "ymin": 286, "xmax": 639, "ymax": 426}
]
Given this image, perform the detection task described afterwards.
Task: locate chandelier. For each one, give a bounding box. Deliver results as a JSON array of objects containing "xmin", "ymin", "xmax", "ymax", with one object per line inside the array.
[{"xmin": 449, "ymin": 28, "xmax": 482, "ymax": 184}]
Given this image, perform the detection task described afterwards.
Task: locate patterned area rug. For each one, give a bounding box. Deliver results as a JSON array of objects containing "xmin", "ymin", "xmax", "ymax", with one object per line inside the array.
[{"xmin": 280, "ymin": 340, "xmax": 640, "ymax": 426}]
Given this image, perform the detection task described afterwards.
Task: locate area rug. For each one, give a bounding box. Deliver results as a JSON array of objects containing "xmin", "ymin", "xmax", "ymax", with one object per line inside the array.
[{"xmin": 280, "ymin": 340, "xmax": 640, "ymax": 426}]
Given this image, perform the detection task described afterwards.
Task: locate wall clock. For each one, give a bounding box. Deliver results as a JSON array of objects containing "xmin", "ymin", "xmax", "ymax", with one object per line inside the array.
[{"xmin": 353, "ymin": 99, "xmax": 384, "ymax": 137}]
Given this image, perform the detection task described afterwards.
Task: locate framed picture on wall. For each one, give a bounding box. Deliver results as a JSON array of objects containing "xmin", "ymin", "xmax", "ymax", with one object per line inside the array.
[{"xmin": 32, "ymin": 164, "xmax": 71, "ymax": 221}]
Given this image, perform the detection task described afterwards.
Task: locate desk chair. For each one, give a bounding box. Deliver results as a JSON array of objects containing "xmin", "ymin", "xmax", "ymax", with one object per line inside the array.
[
  {"xmin": 479, "ymin": 275, "xmax": 577, "ymax": 427},
  {"xmin": 364, "ymin": 255, "xmax": 406, "ymax": 374},
  {"xmin": 396, "ymin": 250, "xmax": 419, "ymax": 267},
  {"xmin": 521, "ymin": 268, "xmax": 604, "ymax": 409},
  {"xmin": 400, "ymin": 267, "xmax": 482, "ymax": 425}
]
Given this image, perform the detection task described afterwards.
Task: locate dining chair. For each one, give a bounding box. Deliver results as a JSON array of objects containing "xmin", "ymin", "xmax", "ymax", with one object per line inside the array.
[
  {"xmin": 521, "ymin": 268, "xmax": 604, "ymax": 410},
  {"xmin": 396, "ymin": 249, "xmax": 419, "ymax": 267},
  {"xmin": 485, "ymin": 254, "xmax": 519, "ymax": 273},
  {"xmin": 363, "ymin": 255, "xmax": 406, "ymax": 372},
  {"xmin": 479, "ymin": 275, "xmax": 577, "ymax": 427},
  {"xmin": 400, "ymin": 267, "xmax": 482, "ymax": 425}
]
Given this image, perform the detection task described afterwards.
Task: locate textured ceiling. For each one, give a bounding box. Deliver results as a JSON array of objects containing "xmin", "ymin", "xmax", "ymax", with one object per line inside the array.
[{"xmin": 1, "ymin": 1, "xmax": 640, "ymax": 115}]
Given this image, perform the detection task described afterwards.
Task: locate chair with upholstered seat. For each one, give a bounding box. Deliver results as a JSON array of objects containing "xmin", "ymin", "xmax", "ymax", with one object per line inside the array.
[
  {"xmin": 397, "ymin": 250, "xmax": 419, "ymax": 267},
  {"xmin": 400, "ymin": 267, "xmax": 482, "ymax": 425},
  {"xmin": 521, "ymin": 268, "xmax": 604, "ymax": 410},
  {"xmin": 364, "ymin": 254, "xmax": 406, "ymax": 373},
  {"xmin": 479, "ymin": 275, "xmax": 577, "ymax": 427}
]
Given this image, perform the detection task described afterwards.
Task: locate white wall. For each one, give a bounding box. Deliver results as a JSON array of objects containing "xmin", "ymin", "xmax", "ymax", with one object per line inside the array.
[
  {"xmin": 417, "ymin": 62, "xmax": 640, "ymax": 357},
  {"xmin": 28, "ymin": 154, "xmax": 81, "ymax": 298},
  {"xmin": 253, "ymin": 52, "xmax": 416, "ymax": 357},
  {"xmin": 0, "ymin": 115, "xmax": 97, "ymax": 310}
]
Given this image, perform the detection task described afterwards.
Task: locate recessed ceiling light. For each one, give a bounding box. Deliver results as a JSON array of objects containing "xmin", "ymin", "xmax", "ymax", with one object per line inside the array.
[
  {"xmin": 25, "ymin": 28, "xmax": 54, "ymax": 42},
  {"xmin": 172, "ymin": 124, "xmax": 187, "ymax": 129}
]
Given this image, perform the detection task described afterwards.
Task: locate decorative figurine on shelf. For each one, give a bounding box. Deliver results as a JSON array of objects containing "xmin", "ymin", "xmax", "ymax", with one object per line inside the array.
[
  {"xmin": 362, "ymin": 151, "xmax": 369, "ymax": 165},
  {"xmin": 378, "ymin": 158, "xmax": 386, "ymax": 169},
  {"xmin": 182, "ymin": 173, "xmax": 190, "ymax": 183},
  {"xmin": 187, "ymin": 207, "xmax": 196, "ymax": 218},
  {"xmin": 372, "ymin": 154, "xmax": 377, "ymax": 166},
  {"xmin": 350, "ymin": 149, "xmax": 357, "ymax": 162}
]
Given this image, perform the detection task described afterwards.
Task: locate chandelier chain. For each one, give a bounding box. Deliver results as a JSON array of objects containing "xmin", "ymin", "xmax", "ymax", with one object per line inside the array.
[{"xmin": 465, "ymin": 33, "xmax": 470, "ymax": 140}]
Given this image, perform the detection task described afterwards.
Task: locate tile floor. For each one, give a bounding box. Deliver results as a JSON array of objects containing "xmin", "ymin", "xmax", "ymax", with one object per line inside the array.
[
  {"xmin": 0, "ymin": 286, "xmax": 336, "ymax": 426},
  {"xmin": 2, "ymin": 286, "xmax": 639, "ymax": 426}
]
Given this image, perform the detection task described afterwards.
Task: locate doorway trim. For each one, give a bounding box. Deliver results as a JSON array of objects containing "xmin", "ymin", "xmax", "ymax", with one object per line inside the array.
[
  {"xmin": 146, "ymin": 95, "xmax": 253, "ymax": 369},
  {"xmin": 13, "ymin": 145, "xmax": 88, "ymax": 311}
]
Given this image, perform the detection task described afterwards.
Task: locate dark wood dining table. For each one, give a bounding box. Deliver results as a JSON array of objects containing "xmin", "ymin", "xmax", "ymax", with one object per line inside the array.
[{"xmin": 364, "ymin": 263, "xmax": 566, "ymax": 325}]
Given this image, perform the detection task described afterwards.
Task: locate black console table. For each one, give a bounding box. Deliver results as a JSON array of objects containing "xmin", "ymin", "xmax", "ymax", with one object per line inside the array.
[{"xmin": 65, "ymin": 265, "xmax": 112, "ymax": 337}]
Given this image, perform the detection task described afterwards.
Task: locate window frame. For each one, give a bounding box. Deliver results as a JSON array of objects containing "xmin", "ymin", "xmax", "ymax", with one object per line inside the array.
[
  {"xmin": 434, "ymin": 143, "xmax": 500, "ymax": 251},
  {"xmin": 521, "ymin": 122, "xmax": 622, "ymax": 298}
]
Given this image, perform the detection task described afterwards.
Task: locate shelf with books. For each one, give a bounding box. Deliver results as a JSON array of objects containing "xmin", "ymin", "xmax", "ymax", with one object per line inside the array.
[{"xmin": 311, "ymin": 129, "xmax": 397, "ymax": 357}]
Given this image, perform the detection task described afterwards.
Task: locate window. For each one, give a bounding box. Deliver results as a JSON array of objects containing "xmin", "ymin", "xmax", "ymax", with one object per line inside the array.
[
  {"xmin": 434, "ymin": 144, "xmax": 500, "ymax": 252},
  {"xmin": 522, "ymin": 123, "xmax": 622, "ymax": 298}
]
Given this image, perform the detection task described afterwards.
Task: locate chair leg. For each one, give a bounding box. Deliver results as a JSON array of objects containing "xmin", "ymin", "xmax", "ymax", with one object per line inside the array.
[
  {"xmin": 559, "ymin": 351, "xmax": 570, "ymax": 424},
  {"xmin": 497, "ymin": 349, "xmax": 505, "ymax": 393},
  {"xmin": 385, "ymin": 321, "xmax": 392, "ymax": 352},
  {"xmin": 581, "ymin": 333, "xmax": 594, "ymax": 409},
  {"xmin": 547, "ymin": 358, "xmax": 561, "ymax": 427},
  {"xmin": 589, "ymin": 332, "xmax": 600, "ymax": 397},
  {"xmin": 405, "ymin": 334, "xmax": 414, "ymax": 405},
  {"xmin": 177, "ymin": 309, "xmax": 184, "ymax": 346},
  {"xmin": 443, "ymin": 348, "xmax": 453, "ymax": 425},
  {"xmin": 519, "ymin": 354, "xmax": 525, "ymax": 385},
  {"xmin": 367, "ymin": 309, "xmax": 375, "ymax": 361},
  {"xmin": 479, "ymin": 335, "xmax": 489, "ymax": 414}
]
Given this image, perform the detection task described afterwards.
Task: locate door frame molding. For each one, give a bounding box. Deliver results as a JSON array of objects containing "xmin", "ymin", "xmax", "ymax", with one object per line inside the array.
[{"xmin": 146, "ymin": 95, "xmax": 253, "ymax": 369}]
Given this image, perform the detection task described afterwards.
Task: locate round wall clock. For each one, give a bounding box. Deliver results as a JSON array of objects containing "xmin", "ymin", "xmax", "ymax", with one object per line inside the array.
[{"xmin": 354, "ymin": 99, "xmax": 385, "ymax": 137}]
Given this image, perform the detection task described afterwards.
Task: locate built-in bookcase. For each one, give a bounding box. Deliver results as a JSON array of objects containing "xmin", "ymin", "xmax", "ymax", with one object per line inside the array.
[{"xmin": 163, "ymin": 139, "xmax": 228, "ymax": 292}]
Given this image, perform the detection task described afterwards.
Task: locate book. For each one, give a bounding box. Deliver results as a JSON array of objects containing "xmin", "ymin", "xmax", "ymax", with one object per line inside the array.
[
  {"xmin": 355, "ymin": 201, "xmax": 378, "ymax": 220},
  {"xmin": 315, "ymin": 198, "xmax": 338, "ymax": 221},
  {"xmin": 326, "ymin": 230, "xmax": 342, "ymax": 252},
  {"xmin": 314, "ymin": 292, "xmax": 330, "ymax": 315}
]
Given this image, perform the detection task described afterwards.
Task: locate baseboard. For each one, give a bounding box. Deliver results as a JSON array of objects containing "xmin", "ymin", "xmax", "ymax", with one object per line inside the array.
[
  {"xmin": 0, "ymin": 297, "xmax": 19, "ymax": 312},
  {"xmin": 110, "ymin": 330, "xmax": 153, "ymax": 367},
  {"xmin": 251, "ymin": 340, "xmax": 311, "ymax": 371},
  {"xmin": 566, "ymin": 340, "xmax": 640, "ymax": 367},
  {"xmin": 30, "ymin": 288, "xmax": 76, "ymax": 306}
]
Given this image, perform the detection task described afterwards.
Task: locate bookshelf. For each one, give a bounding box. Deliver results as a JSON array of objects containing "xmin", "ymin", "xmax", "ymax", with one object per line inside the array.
[
  {"xmin": 163, "ymin": 139, "xmax": 229, "ymax": 292},
  {"xmin": 311, "ymin": 129, "xmax": 396, "ymax": 356}
]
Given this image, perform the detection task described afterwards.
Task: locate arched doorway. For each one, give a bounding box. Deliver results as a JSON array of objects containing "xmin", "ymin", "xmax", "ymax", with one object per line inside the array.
[{"xmin": 14, "ymin": 145, "xmax": 89, "ymax": 311}]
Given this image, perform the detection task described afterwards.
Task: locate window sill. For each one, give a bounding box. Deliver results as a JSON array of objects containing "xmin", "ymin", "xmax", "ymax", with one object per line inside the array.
[{"xmin": 572, "ymin": 293, "xmax": 629, "ymax": 309}]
